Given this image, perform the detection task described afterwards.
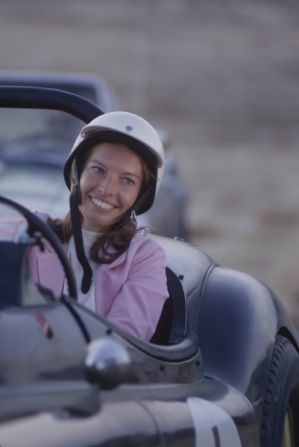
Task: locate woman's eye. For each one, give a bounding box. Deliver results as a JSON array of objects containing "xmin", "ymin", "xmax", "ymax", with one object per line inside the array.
[
  {"xmin": 91, "ymin": 165, "xmax": 105, "ymax": 175},
  {"xmin": 122, "ymin": 177, "xmax": 135, "ymax": 186}
]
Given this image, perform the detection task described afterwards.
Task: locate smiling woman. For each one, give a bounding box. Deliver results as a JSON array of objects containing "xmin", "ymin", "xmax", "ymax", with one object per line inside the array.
[
  {"xmin": 27, "ymin": 111, "xmax": 169, "ymax": 341},
  {"xmin": 79, "ymin": 142, "xmax": 144, "ymax": 232}
]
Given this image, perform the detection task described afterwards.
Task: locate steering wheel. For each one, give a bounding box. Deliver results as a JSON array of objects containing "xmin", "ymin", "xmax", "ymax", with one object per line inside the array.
[{"xmin": 0, "ymin": 195, "xmax": 77, "ymax": 299}]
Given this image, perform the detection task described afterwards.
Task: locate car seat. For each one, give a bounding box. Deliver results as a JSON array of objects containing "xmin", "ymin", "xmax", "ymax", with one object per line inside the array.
[{"xmin": 150, "ymin": 267, "xmax": 186, "ymax": 345}]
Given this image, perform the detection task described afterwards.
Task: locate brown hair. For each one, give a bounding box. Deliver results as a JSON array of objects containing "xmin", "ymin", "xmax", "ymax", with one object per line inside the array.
[{"xmin": 50, "ymin": 145, "xmax": 153, "ymax": 264}]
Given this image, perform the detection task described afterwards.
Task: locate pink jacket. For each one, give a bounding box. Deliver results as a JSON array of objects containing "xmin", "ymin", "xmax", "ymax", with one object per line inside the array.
[{"xmin": 28, "ymin": 229, "xmax": 168, "ymax": 341}]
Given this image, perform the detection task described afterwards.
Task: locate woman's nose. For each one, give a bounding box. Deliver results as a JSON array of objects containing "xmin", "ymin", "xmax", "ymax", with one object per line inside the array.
[{"xmin": 98, "ymin": 174, "xmax": 116, "ymax": 195}]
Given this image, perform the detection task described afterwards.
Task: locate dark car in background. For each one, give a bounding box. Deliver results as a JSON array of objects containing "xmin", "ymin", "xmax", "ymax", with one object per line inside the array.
[{"xmin": 0, "ymin": 71, "xmax": 188, "ymax": 238}]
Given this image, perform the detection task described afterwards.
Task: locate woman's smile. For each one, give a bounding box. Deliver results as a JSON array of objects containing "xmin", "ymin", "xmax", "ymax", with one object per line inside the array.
[{"xmin": 90, "ymin": 196, "xmax": 115, "ymax": 211}]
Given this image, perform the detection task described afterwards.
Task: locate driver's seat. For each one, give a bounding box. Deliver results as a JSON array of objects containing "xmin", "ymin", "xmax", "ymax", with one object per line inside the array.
[{"xmin": 150, "ymin": 267, "xmax": 186, "ymax": 345}]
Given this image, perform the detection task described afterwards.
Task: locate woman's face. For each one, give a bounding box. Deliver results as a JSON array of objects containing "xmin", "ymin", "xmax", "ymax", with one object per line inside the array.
[{"xmin": 79, "ymin": 142, "xmax": 143, "ymax": 232}]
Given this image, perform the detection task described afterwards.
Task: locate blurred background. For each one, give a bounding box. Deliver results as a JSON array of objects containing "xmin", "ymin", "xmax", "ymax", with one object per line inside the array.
[{"xmin": 1, "ymin": 0, "xmax": 299, "ymax": 323}]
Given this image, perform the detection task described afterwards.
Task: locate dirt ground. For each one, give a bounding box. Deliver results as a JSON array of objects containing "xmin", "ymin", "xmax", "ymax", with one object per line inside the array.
[{"xmin": 1, "ymin": 0, "xmax": 299, "ymax": 323}]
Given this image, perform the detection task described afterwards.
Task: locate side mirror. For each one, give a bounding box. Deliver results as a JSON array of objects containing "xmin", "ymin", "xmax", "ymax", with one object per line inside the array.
[{"xmin": 85, "ymin": 337, "xmax": 132, "ymax": 390}]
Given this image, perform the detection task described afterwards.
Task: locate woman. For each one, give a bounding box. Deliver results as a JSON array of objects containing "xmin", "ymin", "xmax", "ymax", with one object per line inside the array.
[{"xmin": 28, "ymin": 111, "xmax": 169, "ymax": 341}]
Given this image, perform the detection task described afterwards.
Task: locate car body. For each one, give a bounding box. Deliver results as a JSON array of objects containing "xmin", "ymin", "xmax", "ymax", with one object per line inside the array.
[
  {"xmin": 0, "ymin": 71, "xmax": 188, "ymax": 238},
  {"xmin": 0, "ymin": 86, "xmax": 299, "ymax": 447}
]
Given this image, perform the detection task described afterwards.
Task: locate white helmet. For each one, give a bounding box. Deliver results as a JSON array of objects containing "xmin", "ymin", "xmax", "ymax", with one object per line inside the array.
[{"xmin": 64, "ymin": 111, "xmax": 165, "ymax": 214}]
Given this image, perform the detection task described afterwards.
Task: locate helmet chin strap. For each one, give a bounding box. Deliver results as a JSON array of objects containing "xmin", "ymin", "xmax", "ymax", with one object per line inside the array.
[{"xmin": 69, "ymin": 185, "xmax": 93, "ymax": 294}]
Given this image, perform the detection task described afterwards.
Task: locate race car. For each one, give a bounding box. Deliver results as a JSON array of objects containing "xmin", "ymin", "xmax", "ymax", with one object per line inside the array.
[{"xmin": 0, "ymin": 86, "xmax": 298, "ymax": 447}]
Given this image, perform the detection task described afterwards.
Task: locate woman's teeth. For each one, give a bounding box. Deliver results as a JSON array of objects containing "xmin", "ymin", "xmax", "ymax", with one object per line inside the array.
[{"xmin": 91, "ymin": 197, "xmax": 114, "ymax": 210}]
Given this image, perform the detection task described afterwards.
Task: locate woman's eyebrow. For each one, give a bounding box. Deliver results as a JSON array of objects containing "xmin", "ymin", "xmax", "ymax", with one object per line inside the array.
[
  {"xmin": 88, "ymin": 158, "xmax": 105, "ymax": 166},
  {"xmin": 121, "ymin": 171, "xmax": 141, "ymax": 179}
]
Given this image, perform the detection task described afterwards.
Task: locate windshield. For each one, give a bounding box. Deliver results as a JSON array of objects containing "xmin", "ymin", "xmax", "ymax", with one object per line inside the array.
[{"xmin": 0, "ymin": 108, "xmax": 83, "ymax": 167}]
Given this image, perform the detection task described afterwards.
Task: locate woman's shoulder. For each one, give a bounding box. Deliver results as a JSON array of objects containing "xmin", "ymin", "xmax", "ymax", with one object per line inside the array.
[
  {"xmin": 129, "ymin": 229, "xmax": 165, "ymax": 257},
  {"xmin": 132, "ymin": 228, "xmax": 155, "ymax": 244}
]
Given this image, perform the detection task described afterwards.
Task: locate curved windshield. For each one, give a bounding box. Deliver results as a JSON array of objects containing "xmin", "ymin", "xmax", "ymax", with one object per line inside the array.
[{"xmin": 0, "ymin": 109, "xmax": 83, "ymax": 167}]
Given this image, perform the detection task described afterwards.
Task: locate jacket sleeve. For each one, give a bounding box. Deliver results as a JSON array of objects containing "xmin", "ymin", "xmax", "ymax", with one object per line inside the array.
[{"xmin": 105, "ymin": 238, "xmax": 168, "ymax": 342}]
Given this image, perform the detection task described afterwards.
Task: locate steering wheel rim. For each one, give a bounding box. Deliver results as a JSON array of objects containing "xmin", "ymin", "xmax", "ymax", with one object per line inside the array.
[{"xmin": 0, "ymin": 195, "xmax": 77, "ymax": 299}]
